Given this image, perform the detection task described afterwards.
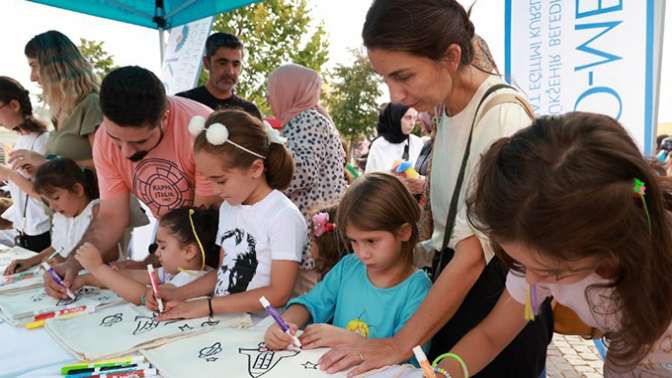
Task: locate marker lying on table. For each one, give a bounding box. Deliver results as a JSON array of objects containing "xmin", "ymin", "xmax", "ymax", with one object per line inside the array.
[
  {"xmin": 94, "ymin": 368, "xmax": 158, "ymax": 378},
  {"xmin": 61, "ymin": 356, "xmax": 146, "ymax": 375},
  {"xmin": 413, "ymin": 346, "xmax": 437, "ymax": 378},
  {"xmin": 41, "ymin": 261, "xmax": 76, "ymax": 300},
  {"xmin": 259, "ymin": 296, "xmax": 301, "ymax": 349},
  {"xmin": 64, "ymin": 364, "xmax": 152, "ymax": 378},
  {"xmin": 26, "ymin": 305, "xmax": 95, "ymax": 329},
  {"xmin": 0, "ymin": 271, "xmax": 36, "ymax": 286},
  {"xmin": 147, "ymin": 264, "xmax": 164, "ymax": 313}
]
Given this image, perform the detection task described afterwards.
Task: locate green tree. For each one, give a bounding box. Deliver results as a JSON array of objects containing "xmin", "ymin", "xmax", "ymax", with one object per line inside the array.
[
  {"xmin": 208, "ymin": 0, "xmax": 330, "ymax": 115},
  {"xmin": 78, "ymin": 38, "xmax": 115, "ymax": 80},
  {"xmin": 327, "ymin": 49, "xmax": 383, "ymax": 159}
]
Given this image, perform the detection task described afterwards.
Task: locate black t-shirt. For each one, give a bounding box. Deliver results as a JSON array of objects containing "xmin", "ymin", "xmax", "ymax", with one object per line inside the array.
[{"xmin": 176, "ymin": 86, "xmax": 262, "ymax": 120}]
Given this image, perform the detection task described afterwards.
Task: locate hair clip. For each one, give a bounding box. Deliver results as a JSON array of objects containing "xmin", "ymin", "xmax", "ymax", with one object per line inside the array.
[
  {"xmin": 633, "ymin": 178, "xmax": 652, "ymax": 233},
  {"xmin": 312, "ymin": 212, "xmax": 336, "ymax": 237},
  {"xmin": 188, "ymin": 208, "xmax": 206, "ymax": 271},
  {"xmin": 263, "ymin": 120, "xmax": 287, "ymax": 145},
  {"xmin": 188, "ymin": 116, "xmax": 266, "ymax": 159}
]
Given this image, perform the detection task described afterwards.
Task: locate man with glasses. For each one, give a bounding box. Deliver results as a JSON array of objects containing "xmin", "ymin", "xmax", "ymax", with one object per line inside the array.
[
  {"xmin": 177, "ymin": 32, "xmax": 262, "ymax": 119},
  {"xmin": 44, "ymin": 66, "xmax": 220, "ymax": 298}
]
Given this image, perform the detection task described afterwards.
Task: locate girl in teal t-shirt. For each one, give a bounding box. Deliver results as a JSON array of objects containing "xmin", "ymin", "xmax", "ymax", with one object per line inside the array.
[{"xmin": 265, "ymin": 173, "xmax": 431, "ymax": 350}]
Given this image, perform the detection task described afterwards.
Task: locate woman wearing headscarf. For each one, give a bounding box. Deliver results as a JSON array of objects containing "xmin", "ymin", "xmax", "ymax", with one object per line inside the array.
[
  {"xmin": 267, "ymin": 63, "xmax": 347, "ymax": 294},
  {"xmin": 365, "ymin": 103, "xmax": 423, "ymax": 173}
]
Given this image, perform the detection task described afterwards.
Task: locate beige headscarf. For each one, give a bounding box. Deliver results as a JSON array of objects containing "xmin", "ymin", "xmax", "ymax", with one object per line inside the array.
[{"xmin": 267, "ymin": 64, "xmax": 331, "ymax": 126}]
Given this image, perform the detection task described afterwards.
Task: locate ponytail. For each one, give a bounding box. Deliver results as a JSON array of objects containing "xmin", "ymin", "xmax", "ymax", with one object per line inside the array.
[
  {"xmin": 265, "ymin": 143, "xmax": 294, "ymax": 190},
  {"xmin": 34, "ymin": 158, "xmax": 99, "ymax": 201}
]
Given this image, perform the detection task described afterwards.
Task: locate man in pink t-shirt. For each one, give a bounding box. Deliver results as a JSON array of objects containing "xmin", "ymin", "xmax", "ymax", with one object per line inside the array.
[{"xmin": 45, "ymin": 66, "xmax": 220, "ymax": 299}]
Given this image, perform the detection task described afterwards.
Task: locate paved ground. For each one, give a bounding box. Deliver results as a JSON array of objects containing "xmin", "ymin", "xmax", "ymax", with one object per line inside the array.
[{"xmin": 546, "ymin": 334, "xmax": 604, "ymax": 377}]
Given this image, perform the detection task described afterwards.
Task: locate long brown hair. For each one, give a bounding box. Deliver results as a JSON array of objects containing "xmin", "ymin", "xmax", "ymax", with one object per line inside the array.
[
  {"xmin": 0, "ymin": 76, "xmax": 47, "ymax": 134},
  {"xmin": 337, "ymin": 173, "xmax": 420, "ymax": 268},
  {"xmin": 194, "ymin": 109, "xmax": 294, "ymax": 190},
  {"xmin": 468, "ymin": 112, "xmax": 672, "ymax": 368},
  {"xmin": 25, "ymin": 30, "xmax": 98, "ymax": 123}
]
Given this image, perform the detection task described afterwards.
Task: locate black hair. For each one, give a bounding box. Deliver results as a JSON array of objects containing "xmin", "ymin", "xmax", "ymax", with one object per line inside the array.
[
  {"xmin": 100, "ymin": 66, "xmax": 166, "ymax": 128},
  {"xmin": 34, "ymin": 158, "xmax": 99, "ymax": 200},
  {"xmin": 205, "ymin": 32, "xmax": 243, "ymax": 58},
  {"xmin": 0, "ymin": 76, "xmax": 47, "ymax": 134},
  {"xmin": 159, "ymin": 206, "xmax": 220, "ymax": 269}
]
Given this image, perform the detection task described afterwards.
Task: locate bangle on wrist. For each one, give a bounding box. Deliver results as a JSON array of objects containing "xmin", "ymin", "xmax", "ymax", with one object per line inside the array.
[
  {"xmin": 434, "ymin": 366, "xmax": 451, "ymax": 378},
  {"xmin": 433, "ymin": 353, "xmax": 469, "ymax": 378}
]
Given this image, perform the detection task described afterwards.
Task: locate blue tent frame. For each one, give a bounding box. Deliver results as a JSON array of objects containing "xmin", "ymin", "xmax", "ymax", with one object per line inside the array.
[{"xmin": 28, "ymin": 0, "xmax": 261, "ymax": 60}]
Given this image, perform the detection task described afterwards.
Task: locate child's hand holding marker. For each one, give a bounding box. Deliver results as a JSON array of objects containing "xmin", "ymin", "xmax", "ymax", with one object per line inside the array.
[
  {"xmin": 75, "ymin": 242, "xmax": 104, "ymax": 273},
  {"xmin": 43, "ymin": 260, "xmax": 80, "ymax": 299},
  {"xmin": 264, "ymin": 319, "xmax": 300, "ymax": 350},
  {"xmin": 41, "ymin": 261, "xmax": 76, "ymax": 300}
]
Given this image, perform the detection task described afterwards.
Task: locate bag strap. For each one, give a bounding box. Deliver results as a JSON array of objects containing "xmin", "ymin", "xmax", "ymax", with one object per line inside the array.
[{"xmin": 435, "ymin": 83, "xmax": 533, "ymax": 272}]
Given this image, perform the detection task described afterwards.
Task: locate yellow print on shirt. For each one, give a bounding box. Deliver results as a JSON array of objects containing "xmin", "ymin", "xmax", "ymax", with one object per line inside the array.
[{"xmin": 346, "ymin": 310, "xmax": 370, "ymax": 338}]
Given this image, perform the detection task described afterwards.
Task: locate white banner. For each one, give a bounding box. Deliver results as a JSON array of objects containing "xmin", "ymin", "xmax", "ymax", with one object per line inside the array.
[
  {"xmin": 161, "ymin": 16, "xmax": 214, "ymax": 95},
  {"xmin": 505, "ymin": 0, "xmax": 665, "ymax": 155}
]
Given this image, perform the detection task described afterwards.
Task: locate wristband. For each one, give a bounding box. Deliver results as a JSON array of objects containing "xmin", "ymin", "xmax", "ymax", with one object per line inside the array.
[
  {"xmin": 207, "ymin": 297, "xmax": 214, "ymax": 318},
  {"xmin": 433, "ymin": 353, "xmax": 468, "ymax": 378}
]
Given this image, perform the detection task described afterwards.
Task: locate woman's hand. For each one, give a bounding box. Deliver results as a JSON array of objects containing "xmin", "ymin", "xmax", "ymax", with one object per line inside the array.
[
  {"xmin": 318, "ymin": 337, "xmax": 409, "ymax": 376},
  {"xmin": 398, "ymin": 175, "xmax": 427, "ymax": 195}
]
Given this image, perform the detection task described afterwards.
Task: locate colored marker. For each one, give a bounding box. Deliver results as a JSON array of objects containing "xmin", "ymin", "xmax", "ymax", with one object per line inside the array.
[
  {"xmin": 413, "ymin": 346, "xmax": 436, "ymax": 378},
  {"xmin": 259, "ymin": 296, "xmax": 301, "ymax": 348},
  {"xmin": 1, "ymin": 271, "xmax": 36, "ymax": 286},
  {"xmin": 41, "ymin": 261, "xmax": 75, "ymax": 299},
  {"xmin": 147, "ymin": 264, "xmax": 164, "ymax": 313},
  {"xmin": 64, "ymin": 362, "xmax": 150, "ymax": 377},
  {"xmin": 26, "ymin": 310, "xmax": 88, "ymax": 329},
  {"xmin": 61, "ymin": 356, "xmax": 146, "ymax": 375},
  {"xmin": 96, "ymin": 368, "xmax": 158, "ymax": 378},
  {"xmin": 34, "ymin": 304, "xmax": 88, "ymax": 320}
]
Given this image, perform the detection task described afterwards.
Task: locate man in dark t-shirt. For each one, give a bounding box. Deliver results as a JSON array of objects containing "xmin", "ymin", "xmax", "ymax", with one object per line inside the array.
[{"xmin": 177, "ymin": 32, "xmax": 262, "ymax": 119}]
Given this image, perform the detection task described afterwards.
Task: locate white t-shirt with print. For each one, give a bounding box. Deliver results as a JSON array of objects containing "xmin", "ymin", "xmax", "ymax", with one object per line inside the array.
[
  {"xmin": 157, "ymin": 267, "xmax": 211, "ymax": 287},
  {"xmin": 213, "ymin": 190, "xmax": 306, "ymax": 297},
  {"xmin": 365, "ymin": 134, "xmax": 424, "ymax": 174},
  {"xmin": 430, "ymin": 76, "xmax": 533, "ymax": 262},
  {"xmin": 51, "ymin": 199, "xmax": 99, "ymax": 258},
  {"xmin": 2, "ymin": 132, "xmax": 51, "ymax": 236}
]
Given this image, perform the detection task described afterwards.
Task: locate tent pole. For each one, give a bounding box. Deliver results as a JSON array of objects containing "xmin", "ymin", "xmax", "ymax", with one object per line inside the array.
[{"xmin": 159, "ymin": 27, "xmax": 165, "ymax": 64}]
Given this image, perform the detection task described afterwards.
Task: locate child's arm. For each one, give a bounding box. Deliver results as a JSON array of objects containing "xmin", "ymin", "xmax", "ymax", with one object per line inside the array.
[
  {"xmin": 4, "ymin": 246, "xmax": 54, "ymax": 275},
  {"xmin": 438, "ymin": 291, "xmax": 528, "ymax": 378},
  {"xmin": 74, "ymin": 242, "xmax": 149, "ymax": 305},
  {"xmin": 265, "ymin": 304, "xmax": 312, "ymax": 350},
  {"xmin": 157, "ymin": 260, "xmax": 298, "ymax": 320}
]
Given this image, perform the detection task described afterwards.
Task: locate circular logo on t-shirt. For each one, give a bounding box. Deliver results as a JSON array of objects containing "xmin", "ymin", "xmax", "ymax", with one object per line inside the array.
[{"xmin": 133, "ymin": 158, "xmax": 194, "ymax": 216}]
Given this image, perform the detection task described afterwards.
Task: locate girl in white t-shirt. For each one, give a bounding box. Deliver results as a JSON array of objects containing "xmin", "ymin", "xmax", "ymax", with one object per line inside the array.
[
  {"xmin": 4, "ymin": 158, "xmax": 100, "ymax": 274},
  {"xmin": 437, "ymin": 112, "xmax": 672, "ymax": 378},
  {"xmin": 0, "ymin": 76, "xmax": 51, "ymax": 252},
  {"xmin": 154, "ymin": 109, "xmax": 306, "ymax": 321},
  {"xmin": 73, "ymin": 207, "xmax": 219, "ymax": 308}
]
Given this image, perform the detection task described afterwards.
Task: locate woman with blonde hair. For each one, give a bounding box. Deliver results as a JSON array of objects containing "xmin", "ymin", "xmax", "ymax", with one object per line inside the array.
[{"xmin": 11, "ymin": 30, "xmax": 101, "ymax": 171}]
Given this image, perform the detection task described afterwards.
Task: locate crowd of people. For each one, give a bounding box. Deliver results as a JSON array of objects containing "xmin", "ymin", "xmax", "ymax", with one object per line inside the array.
[{"xmin": 1, "ymin": 1, "xmax": 672, "ymax": 377}]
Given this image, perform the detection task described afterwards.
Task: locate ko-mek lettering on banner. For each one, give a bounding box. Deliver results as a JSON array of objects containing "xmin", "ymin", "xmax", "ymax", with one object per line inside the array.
[{"xmin": 505, "ymin": 0, "xmax": 665, "ymax": 155}]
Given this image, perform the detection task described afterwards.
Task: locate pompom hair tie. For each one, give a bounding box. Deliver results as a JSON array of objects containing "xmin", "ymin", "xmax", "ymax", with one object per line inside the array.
[
  {"xmin": 263, "ymin": 120, "xmax": 287, "ymax": 145},
  {"xmin": 188, "ymin": 115, "xmax": 266, "ymax": 159}
]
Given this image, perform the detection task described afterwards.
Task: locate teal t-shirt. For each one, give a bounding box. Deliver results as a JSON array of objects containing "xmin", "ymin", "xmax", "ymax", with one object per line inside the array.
[{"xmin": 287, "ymin": 254, "xmax": 431, "ymax": 339}]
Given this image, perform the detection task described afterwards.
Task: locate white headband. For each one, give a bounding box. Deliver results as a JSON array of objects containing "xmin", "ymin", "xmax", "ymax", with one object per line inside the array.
[{"xmin": 189, "ymin": 116, "xmax": 285, "ymax": 159}]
